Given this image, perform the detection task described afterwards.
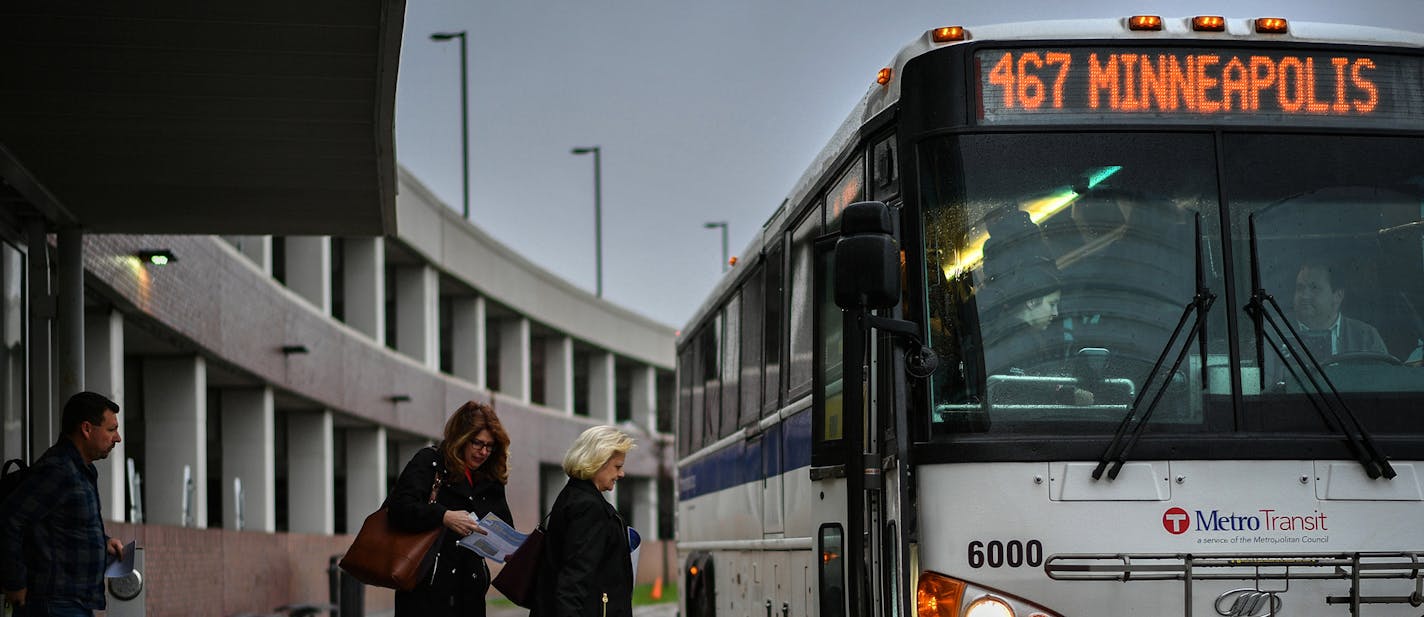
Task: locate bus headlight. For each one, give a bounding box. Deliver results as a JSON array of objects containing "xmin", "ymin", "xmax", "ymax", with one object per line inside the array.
[
  {"xmin": 917, "ymin": 571, "xmax": 1062, "ymax": 617},
  {"xmin": 964, "ymin": 596, "xmax": 1014, "ymax": 617}
]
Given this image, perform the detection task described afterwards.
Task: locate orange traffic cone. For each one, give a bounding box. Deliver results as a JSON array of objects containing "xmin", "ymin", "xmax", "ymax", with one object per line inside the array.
[{"xmin": 651, "ymin": 576, "xmax": 663, "ymax": 600}]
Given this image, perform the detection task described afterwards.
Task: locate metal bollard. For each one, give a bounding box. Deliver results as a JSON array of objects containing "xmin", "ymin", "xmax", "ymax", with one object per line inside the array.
[
  {"xmin": 328, "ymin": 554, "xmax": 364, "ymax": 617},
  {"xmin": 327, "ymin": 556, "xmax": 339, "ymax": 617}
]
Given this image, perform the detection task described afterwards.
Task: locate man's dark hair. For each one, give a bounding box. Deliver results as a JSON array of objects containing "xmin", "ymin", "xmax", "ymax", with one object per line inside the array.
[
  {"xmin": 1298, "ymin": 259, "xmax": 1343, "ymax": 292},
  {"xmin": 61, "ymin": 391, "xmax": 120, "ymax": 436}
]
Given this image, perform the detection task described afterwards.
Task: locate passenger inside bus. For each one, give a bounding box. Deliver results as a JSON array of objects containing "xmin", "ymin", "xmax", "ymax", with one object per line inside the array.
[
  {"xmin": 1290, "ymin": 260, "xmax": 1389, "ymax": 361},
  {"xmin": 1261, "ymin": 258, "xmax": 1397, "ymax": 392},
  {"xmin": 979, "ymin": 261, "xmax": 1097, "ymax": 406},
  {"xmin": 1246, "ymin": 181, "xmax": 1424, "ymax": 397}
]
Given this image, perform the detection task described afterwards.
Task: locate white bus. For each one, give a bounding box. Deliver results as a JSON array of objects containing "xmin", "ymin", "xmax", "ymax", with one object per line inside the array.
[{"xmin": 675, "ymin": 15, "xmax": 1424, "ymax": 617}]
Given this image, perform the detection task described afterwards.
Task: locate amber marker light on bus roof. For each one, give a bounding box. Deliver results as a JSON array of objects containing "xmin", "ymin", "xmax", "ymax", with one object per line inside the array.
[
  {"xmin": 1127, "ymin": 15, "xmax": 1163, "ymax": 31},
  {"xmin": 1192, "ymin": 15, "xmax": 1227, "ymax": 31},
  {"xmin": 1255, "ymin": 17, "xmax": 1289, "ymax": 33},
  {"xmin": 877, "ymin": 67, "xmax": 893, "ymax": 85},
  {"xmin": 931, "ymin": 26, "xmax": 966, "ymax": 42}
]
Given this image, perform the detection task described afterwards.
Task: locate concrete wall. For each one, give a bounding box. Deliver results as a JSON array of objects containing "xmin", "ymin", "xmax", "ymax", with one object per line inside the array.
[
  {"xmin": 394, "ymin": 168, "xmax": 675, "ymax": 368},
  {"xmin": 49, "ymin": 166, "xmax": 681, "ymax": 614}
]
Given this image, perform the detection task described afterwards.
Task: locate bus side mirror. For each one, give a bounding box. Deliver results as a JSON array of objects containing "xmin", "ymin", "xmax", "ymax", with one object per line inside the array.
[{"xmin": 834, "ymin": 201, "xmax": 900, "ymax": 310}]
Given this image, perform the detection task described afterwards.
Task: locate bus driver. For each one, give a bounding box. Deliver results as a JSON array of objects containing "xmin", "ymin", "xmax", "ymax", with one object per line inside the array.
[
  {"xmin": 1292, "ymin": 260, "xmax": 1388, "ymax": 361},
  {"xmin": 981, "ymin": 263, "xmax": 1096, "ymax": 406}
]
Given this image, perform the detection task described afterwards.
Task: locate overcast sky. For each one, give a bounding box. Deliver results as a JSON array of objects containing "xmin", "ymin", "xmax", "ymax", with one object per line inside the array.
[{"xmin": 394, "ymin": 0, "xmax": 1424, "ymax": 328}]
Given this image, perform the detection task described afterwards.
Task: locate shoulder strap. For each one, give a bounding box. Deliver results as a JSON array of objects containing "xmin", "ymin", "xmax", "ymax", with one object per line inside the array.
[{"xmin": 428, "ymin": 467, "xmax": 444, "ymax": 505}]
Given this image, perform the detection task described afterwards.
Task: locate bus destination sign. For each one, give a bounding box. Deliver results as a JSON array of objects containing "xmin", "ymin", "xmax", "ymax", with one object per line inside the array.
[{"xmin": 975, "ymin": 47, "xmax": 1424, "ymax": 128}]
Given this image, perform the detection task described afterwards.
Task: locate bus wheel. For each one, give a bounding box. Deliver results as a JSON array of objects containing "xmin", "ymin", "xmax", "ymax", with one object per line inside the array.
[{"xmin": 685, "ymin": 552, "xmax": 716, "ymax": 617}]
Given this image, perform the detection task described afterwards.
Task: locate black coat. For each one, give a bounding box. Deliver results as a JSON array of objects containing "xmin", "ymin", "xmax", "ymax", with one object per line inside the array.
[
  {"xmin": 388, "ymin": 446, "xmax": 513, "ymax": 617},
  {"xmin": 530, "ymin": 478, "xmax": 633, "ymax": 617}
]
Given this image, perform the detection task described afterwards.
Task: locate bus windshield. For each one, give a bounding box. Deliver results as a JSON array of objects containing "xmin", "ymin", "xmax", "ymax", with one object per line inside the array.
[{"xmin": 920, "ymin": 132, "xmax": 1424, "ymax": 440}]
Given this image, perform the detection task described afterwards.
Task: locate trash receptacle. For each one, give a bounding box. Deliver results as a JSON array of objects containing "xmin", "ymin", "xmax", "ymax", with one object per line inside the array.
[{"xmin": 329, "ymin": 554, "xmax": 365, "ymax": 617}]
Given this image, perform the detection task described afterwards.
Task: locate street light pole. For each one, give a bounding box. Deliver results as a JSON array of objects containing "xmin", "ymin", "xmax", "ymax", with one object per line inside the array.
[
  {"xmin": 431, "ymin": 31, "xmax": 470, "ymax": 219},
  {"xmin": 704, "ymin": 221, "xmax": 729, "ymax": 271},
  {"xmin": 571, "ymin": 146, "xmax": 603, "ymax": 297}
]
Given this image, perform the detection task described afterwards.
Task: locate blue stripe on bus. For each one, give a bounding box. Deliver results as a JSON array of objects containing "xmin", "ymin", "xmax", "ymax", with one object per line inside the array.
[
  {"xmin": 678, "ymin": 408, "xmax": 813, "ymax": 501},
  {"xmin": 783, "ymin": 408, "xmax": 812, "ymax": 471}
]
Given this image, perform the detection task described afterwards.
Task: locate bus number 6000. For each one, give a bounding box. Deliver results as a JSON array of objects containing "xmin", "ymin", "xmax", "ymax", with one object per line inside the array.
[{"xmin": 967, "ymin": 539, "xmax": 1043, "ymax": 568}]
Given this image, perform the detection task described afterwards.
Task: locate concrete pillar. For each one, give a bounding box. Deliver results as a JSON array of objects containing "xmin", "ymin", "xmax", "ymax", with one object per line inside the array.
[
  {"xmin": 634, "ymin": 477, "xmax": 657, "ymax": 541},
  {"xmin": 450, "ymin": 297, "xmax": 485, "ymax": 388},
  {"xmin": 345, "ymin": 427, "xmax": 387, "ymax": 533},
  {"xmin": 221, "ymin": 388, "xmax": 275, "ymax": 532},
  {"xmin": 395, "ymin": 265, "xmax": 439, "ymax": 369},
  {"xmin": 545, "ymin": 336, "xmax": 574, "ymax": 413},
  {"xmin": 143, "ymin": 356, "xmax": 207, "ymax": 528},
  {"xmin": 498, "ymin": 318, "xmax": 530, "ymax": 403},
  {"xmin": 342, "ymin": 237, "xmax": 385, "ymax": 344},
  {"xmin": 392, "ymin": 439, "xmax": 433, "ymax": 476},
  {"xmin": 225, "ymin": 236, "xmax": 273, "ymax": 275},
  {"xmin": 2, "ymin": 247, "xmax": 25, "ymax": 464},
  {"xmin": 55, "ymin": 229, "xmax": 83, "ymax": 407},
  {"xmin": 631, "ymin": 366, "xmax": 657, "ymax": 433},
  {"xmin": 540, "ymin": 464, "xmax": 565, "ymax": 516},
  {"xmin": 85, "ymin": 309, "xmax": 125, "ymax": 522},
  {"xmin": 26, "ymin": 219, "xmax": 53, "ymax": 455},
  {"xmin": 285, "ymin": 236, "xmax": 331, "ymax": 314},
  {"xmin": 287, "ymin": 410, "xmax": 334, "ymax": 534},
  {"xmin": 590, "ymin": 351, "xmax": 616, "ymax": 422}
]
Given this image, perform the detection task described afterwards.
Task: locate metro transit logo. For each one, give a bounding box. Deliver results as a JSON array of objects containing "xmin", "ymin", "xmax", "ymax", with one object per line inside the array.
[
  {"xmin": 1161, "ymin": 506, "xmax": 1329, "ymax": 535},
  {"xmin": 1163, "ymin": 507, "xmax": 1191, "ymax": 534}
]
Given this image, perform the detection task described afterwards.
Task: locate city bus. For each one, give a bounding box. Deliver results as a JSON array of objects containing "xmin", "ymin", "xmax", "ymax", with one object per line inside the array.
[{"xmin": 674, "ymin": 15, "xmax": 1424, "ymax": 617}]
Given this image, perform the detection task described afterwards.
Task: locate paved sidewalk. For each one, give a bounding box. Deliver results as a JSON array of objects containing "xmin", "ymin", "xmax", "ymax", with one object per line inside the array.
[
  {"xmin": 487, "ymin": 602, "xmax": 677, "ymax": 617},
  {"xmin": 368, "ymin": 600, "xmax": 677, "ymax": 617}
]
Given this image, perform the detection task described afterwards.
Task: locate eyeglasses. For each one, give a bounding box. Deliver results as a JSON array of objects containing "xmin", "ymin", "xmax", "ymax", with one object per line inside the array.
[{"xmin": 469, "ymin": 439, "xmax": 496, "ymax": 453}]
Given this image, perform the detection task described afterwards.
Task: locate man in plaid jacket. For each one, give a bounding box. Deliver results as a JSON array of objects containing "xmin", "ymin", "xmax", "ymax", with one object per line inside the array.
[{"xmin": 0, "ymin": 392, "xmax": 125, "ymax": 617}]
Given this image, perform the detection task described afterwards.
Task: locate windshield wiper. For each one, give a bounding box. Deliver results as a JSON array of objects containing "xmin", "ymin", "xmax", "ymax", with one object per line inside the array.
[
  {"xmin": 1241, "ymin": 215, "xmax": 1395, "ymax": 480},
  {"xmin": 1094, "ymin": 215, "xmax": 1215, "ymax": 480}
]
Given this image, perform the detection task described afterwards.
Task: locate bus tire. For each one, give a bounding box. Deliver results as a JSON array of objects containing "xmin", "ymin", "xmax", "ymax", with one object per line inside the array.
[{"xmin": 685, "ymin": 552, "xmax": 716, "ymax": 617}]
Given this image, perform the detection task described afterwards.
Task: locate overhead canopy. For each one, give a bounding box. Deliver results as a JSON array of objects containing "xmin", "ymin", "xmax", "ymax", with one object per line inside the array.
[{"xmin": 0, "ymin": 0, "xmax": 404, "ymax": 235}]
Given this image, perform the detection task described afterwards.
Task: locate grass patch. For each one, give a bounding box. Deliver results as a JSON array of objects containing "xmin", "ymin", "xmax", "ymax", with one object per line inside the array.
[
  {"xmin": 634, "ymin": 581, "xmax": 678, "ymax": 605},
  {"xmin": 488, "ymin": 582, "xmax": 678, "ymax": 607}
]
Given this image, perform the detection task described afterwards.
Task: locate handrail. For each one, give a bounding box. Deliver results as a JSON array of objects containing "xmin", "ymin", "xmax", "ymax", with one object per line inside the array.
[{"xmin": 1046, "ymin": 551, "xmax": 1424, "ymax": 614}]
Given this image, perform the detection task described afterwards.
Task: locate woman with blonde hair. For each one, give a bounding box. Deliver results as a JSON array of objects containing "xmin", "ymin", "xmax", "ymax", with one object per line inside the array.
[
  {"xmin": 388, "ymin": 401, "xmax": 512, "ymax": 616},
  {"xmin": 530, "ymin": 425, "xmax": 636, "ymax": 617}
]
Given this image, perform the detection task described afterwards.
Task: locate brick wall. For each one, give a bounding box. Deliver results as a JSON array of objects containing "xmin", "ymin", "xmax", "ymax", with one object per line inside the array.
[
  {"xmin": 107, "ymin": 522, "xmax": 674, "ymax": 615},
  {"xmin": 109, "ymin": 523, "xmax": 394, "ymax": 617}
]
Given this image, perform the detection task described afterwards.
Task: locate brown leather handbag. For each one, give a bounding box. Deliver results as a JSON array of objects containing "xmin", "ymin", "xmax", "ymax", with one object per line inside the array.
[
  {"xmin": 492, "ymin": 518, "xmax": 546, "ymax": 608},
  {"xmin": 339, "ymin": 469, "xmax": 443, "ymax": 590}
]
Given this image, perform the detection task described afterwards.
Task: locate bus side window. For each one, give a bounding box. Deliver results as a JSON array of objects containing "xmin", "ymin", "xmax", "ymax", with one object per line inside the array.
[
  {"xmin": 678, "ymin": 347, "xmax": 693, "ymax": 455},
  {"xmin": 690, "ymin": 327, "xmax": 705, "ymax": 450},
  {"xmin": 872, "ymin": 135, "xmax": 898, "ymax": 202},
  {"xmin": 700, "ymin": 316, "xmax": 721, "ymax": 448},
  {"xmin": 720, "ymin": 294, "xmax": 741, "ymax": 438},
  {"xmin": 788, "ymin": 209, "xmax": 821, "ymax": 398},
  {"xmin": 764, "ymin": 240, "xmax": 785, "ymax": 415},
  {"xmin": 827, "ymin": 156, "xmax": 865, "ymax": 233},
  {"xmin": 739, "ymin": 263, "xmax": 765, "ymax": 428},
  {"xmin": 817, "ymin": 239, "xmax": 844, "ymax": 442}
]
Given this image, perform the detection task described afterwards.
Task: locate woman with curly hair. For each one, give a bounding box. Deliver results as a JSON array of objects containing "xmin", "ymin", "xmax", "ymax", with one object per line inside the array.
[{"xmin": 388, "ymin": 401, "xmax": 512, "ymax": 616}]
